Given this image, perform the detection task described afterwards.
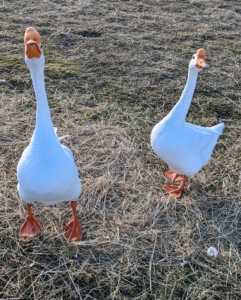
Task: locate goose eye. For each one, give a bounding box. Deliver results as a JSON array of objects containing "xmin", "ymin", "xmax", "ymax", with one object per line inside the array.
[{"xmin": 192, "ymin": 56, "xmax": 195, "ymax": 59}]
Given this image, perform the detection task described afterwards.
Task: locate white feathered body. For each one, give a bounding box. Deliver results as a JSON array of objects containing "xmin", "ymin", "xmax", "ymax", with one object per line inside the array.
[
  {"xmin": 151, "ymin": 119, "xmax": 224, "ymax": 176},
  {"xmin": 17, "ymin": 135, "xmax": 81, "ymax": 205},
  {"xmin": 17, "ymin": 54, "xmax": 81, "ymax": 205}
]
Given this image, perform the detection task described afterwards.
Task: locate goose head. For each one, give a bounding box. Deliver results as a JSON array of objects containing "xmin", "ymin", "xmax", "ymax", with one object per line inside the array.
[
  {"xmin": 189, "ymin": 48, "xmax": 208, "ymax": 72},
  {"xmin": 24, "ymin": 27, "xmax": 44, "ymax": 68}
]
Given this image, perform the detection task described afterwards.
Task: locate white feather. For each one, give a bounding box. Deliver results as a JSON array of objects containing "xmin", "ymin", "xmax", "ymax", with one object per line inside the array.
[
  {"xmin": 207, "ymin": 246, "xmax": 218, "ymax": 257},
  {"xmin": 54, "ymin": 127, "xmax": 70, "ymax": 141}
]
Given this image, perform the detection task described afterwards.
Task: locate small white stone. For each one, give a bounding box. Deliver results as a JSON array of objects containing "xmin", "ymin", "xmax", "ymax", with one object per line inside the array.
[
  {"xmin": 180, "ymin": 259, "xmax": 188, "ymax": 266},
  {"xmin": 207, "ymin": 246, "xmax": 218, "ymax": 257}
]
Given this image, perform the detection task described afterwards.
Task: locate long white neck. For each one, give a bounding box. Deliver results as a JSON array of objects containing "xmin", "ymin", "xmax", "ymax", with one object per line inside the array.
[
  {"xmin": 166, "ymin": 69, "xmax": 198, "ymax": 124},
  {"xmin": 28, "ymin": 59, "xmax": 57, "ymax": 144}
]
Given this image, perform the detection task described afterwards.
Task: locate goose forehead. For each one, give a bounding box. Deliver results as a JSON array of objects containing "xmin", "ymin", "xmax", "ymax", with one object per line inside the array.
[{"xmin": 24, "ymin": 27, "xmax": 41, "ymax": 44}]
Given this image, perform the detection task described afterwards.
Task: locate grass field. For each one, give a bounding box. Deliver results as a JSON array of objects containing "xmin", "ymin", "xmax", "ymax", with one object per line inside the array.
[{"xmin": 0, "ymin": 0, "xmax": 241, "ymax": 299}]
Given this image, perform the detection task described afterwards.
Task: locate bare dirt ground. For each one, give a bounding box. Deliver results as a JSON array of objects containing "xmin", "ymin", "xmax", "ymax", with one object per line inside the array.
[{"xmin": 0, "ymin": 0, "xmax": 241, "ymax": 299}]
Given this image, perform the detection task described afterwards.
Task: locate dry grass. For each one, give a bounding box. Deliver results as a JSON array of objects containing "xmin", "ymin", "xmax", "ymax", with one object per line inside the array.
[{"xmin": 0, "ymin": 0, "xmax": 241, "ymax": 299}]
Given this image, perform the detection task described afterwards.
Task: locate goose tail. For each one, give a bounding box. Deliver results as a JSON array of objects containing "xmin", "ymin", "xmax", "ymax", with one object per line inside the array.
[
  {"xmin": 54, "ymin": 127, "xmax": 70, "ymax": 141},
  {"xmin": 211, "ymin": 123, "xmax": 225, "ymax": 136}
]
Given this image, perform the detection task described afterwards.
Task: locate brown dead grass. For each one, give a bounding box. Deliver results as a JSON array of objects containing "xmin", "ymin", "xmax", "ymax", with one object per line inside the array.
[{"xmin": 0, "ymin": 0, "xmax": 241, "ymax": 299}]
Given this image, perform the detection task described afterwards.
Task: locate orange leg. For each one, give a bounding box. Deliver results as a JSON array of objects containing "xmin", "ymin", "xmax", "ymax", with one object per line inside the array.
[
  {"xmin": 164, "ymin": 175, "xmax": 188, "ymax": 199},
  {"xmin": 64, "ymin": 201, "xmax": 83, "ymax": 241},
  {"xmin": 19, "ymin": 203, "xmax": 41, "ymax": 237}
]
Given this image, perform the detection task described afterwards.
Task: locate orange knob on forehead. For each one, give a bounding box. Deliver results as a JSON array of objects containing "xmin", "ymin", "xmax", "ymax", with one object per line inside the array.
[
  {"xmin": 197, "ymin": 48, "xmax": 206, "ymax": 57},
  {"xmin": 24, "ymin": 27, "xmax": 41, "ymax": 44}
]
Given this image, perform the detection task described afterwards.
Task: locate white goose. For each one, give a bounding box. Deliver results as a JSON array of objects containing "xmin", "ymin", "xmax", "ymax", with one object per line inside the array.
[
  {"xmin": 17, "ymin": 27, "xmax": 82, "ymax": 241},
  {"xmin": 151, "ymin": 49, "xmax": 224, "ymax": 198}
]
